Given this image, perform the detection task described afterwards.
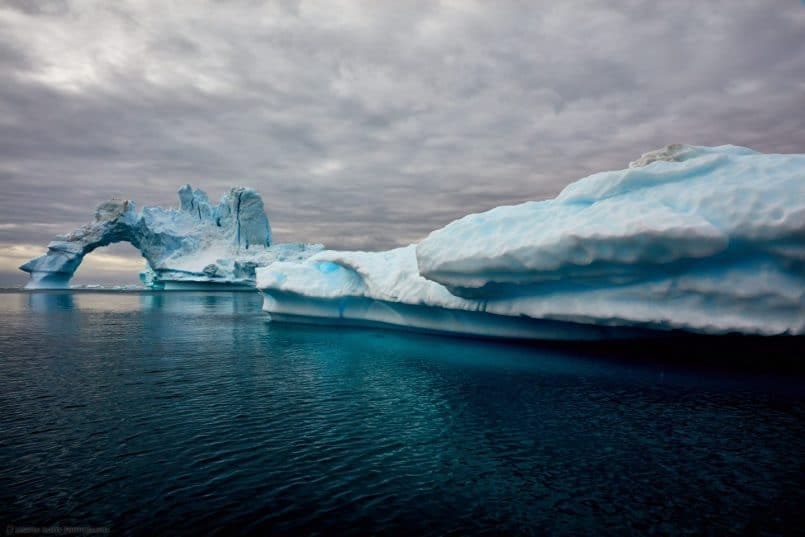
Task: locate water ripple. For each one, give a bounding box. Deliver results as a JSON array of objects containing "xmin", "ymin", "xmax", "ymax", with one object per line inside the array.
[{"xmin": 0, "ymin": 291, "xmax": 803, "ymax": 536}]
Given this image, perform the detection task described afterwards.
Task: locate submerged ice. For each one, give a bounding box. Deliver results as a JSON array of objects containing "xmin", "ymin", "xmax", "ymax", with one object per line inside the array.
[
  {"xmin": 21, "ymin": 185, "xmax": 322, "ymax": 289},
  {"xmin": 258, "ymin": 145, "xmax": 804, "ymax": 337}
]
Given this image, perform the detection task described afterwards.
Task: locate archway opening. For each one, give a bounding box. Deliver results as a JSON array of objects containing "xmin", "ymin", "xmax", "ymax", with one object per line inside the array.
[{"xmin": 71, "ymin": 242, "xmax": 148, "ymax": 288}]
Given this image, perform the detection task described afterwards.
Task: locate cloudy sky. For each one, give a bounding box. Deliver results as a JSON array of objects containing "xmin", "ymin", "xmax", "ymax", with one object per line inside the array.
[{"xmin": 1, "ymin": 0, "xmax": 803, "ymax": 286}]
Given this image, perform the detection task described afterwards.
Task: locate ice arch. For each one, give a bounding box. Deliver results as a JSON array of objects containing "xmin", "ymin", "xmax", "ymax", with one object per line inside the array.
[
  {"xmin": 20, "ymin": 199, "xmax": 145, "ymax": 288},
  {"xmin": 20, "ymin": 185, "xmax": 276, "ymax": 289}
]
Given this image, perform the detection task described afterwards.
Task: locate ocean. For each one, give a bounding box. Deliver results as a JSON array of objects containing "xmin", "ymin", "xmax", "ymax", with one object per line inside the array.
[{"xmin": 1, "ymin": 290, "xmax": 803, "ymax": 535}]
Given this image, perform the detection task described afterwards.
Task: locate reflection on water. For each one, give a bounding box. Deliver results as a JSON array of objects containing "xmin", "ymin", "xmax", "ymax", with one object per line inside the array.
[
  {"xmin": 0, "ymin": 291, "xmax": 804, "ymax": 536},
  {"xmin": 21, "ymin": 290, "xmax": 258, "ymax": 315},
  {"xmin": 138, "ymin": 290, "xmax": 258, "ymax": 314},
  {"xmin": 27, "ymin": 291, "xmax": 76, "ymax": 311}
]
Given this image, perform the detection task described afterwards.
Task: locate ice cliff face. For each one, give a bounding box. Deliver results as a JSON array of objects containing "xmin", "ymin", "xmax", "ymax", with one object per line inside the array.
[
  {"xmin": 20, "ymin": 185, "xmax": 322, "ymax": 289},
  {"xmin": 257, "ymin": 145, "xmax": 805, "ymax": 337}
]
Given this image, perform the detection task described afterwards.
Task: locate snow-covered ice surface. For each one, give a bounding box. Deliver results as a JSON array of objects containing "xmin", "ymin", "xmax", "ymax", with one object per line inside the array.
[
  {"xmin": 258, "ymin": 145, "xmax": 804, "ymax": 337},
  {"xmin": 21, "ymin": 185, "xmax": 323, "ymax": 289}
]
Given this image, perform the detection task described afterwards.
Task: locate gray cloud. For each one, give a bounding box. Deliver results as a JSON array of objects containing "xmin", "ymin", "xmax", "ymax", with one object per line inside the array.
[{"xmin": 1, "ymin": 0, "xmax": 803, "ymax": 286}]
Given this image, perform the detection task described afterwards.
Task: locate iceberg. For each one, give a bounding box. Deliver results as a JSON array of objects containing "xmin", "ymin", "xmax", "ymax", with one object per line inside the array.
[
  {"xmin": 257, "ymin": 245, "xmax": 651, "ymax": 340},
  {"xmin": 21, "ymin": 185, "xmax": 323, "ymax": 289},
  {"xmin": 257, "ymin": 145, "xmax": 804, "ymax": 337}
]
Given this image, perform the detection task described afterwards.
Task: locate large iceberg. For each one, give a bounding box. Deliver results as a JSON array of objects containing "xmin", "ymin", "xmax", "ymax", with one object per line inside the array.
[
  {"xmin": 21, "ymin": 185, "xmax": 323, "ymax": 289},
  {"xmin": 257, "ymin": 145, "xmax": 804, "ymax": 337}
]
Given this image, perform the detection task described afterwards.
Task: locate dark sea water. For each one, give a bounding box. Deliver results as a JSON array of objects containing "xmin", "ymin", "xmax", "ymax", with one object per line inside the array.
[{"xmin": 1, "ymin": 291, "xmax": 803, "ymax": 536}]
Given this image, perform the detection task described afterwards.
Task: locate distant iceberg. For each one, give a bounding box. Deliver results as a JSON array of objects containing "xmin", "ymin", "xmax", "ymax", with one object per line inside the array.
[
  {"xmin": 20, "ymin": 185, "xmax": 323, "ymax": 289},
  {"xmin": 257, "ymin": 145, "xmax": 804, "ymax": 337}
]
